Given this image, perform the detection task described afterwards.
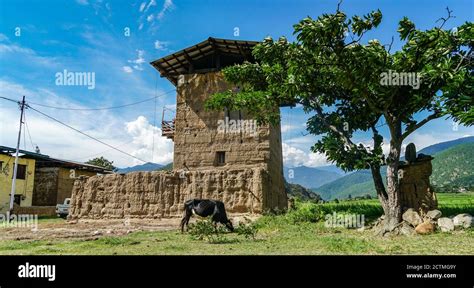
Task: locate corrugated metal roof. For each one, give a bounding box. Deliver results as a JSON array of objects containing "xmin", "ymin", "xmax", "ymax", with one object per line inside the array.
[
  {"xmin": 0, "ymin": 145, "xmax": 112, "ymax": 172},
  {"xmin": 150, "ymin": 37, "xmax": 259, "ymax": 85}
]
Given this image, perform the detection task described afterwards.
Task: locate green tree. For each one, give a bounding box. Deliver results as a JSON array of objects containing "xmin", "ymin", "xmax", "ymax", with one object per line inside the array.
[
  {"xmin": 86, "ymin": 156, "xmax": 116, "ymax": 171},
  {"xmin": 206, "ymin": 6, "xmax": 473, "ymax": 233}
]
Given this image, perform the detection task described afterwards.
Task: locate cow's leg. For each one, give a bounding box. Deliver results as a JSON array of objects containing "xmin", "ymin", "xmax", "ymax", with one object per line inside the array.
[{"xmin": 180, "ymin": 205, "xmax": 192, "ymax": 233}]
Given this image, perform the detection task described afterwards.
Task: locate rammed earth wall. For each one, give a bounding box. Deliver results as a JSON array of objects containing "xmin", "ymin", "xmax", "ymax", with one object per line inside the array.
[{"xmin": 69, "ymin": 167, "xmax": 287, "ymax": 219}]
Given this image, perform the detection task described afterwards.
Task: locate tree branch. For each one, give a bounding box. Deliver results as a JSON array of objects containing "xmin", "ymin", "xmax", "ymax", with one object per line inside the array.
[
  {"xmin": 312, "ymin": 103, "xmax": 357, "ymax": 150},
  {"xmin": 401, "ymin": 112, "xmax": 441, "ymax": 140}
]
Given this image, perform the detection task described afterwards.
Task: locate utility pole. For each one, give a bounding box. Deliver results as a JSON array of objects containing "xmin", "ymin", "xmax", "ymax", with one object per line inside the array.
[{"xmin": 9, "ymin": 95, "xmax": 26, "ymax": 217}]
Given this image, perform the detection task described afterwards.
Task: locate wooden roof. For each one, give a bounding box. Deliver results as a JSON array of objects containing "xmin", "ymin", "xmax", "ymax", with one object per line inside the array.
[{"xmin": 150, "ymin": 37, "xmax": 259, "ymax": 85}]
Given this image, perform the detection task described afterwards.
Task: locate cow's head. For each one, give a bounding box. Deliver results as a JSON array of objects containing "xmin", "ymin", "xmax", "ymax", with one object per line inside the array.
[{"xmin": 225, "ymin": 220, "xmax": 234, "ymax": 232}]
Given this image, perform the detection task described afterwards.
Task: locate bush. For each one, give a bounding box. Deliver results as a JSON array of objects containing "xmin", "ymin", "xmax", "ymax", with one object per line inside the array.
[
  {"xmin": 235, "ymin": 217, "xmax": 259, "ymax": 240},
  {"xmin": 277, "ymin": 198, "xmax": 384, "ymax": 224},
  {"xmin": 187, "ymin": 218, "xmax": 229, "ymax": 244}
]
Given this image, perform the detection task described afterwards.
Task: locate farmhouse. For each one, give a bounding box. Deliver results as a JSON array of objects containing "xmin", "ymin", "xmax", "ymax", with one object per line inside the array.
[
  {"xmin": 68, "ymin": 38, "xmax": 288, "ymax": 219},
  {"xmin": 0, "ymin": 146, "xmax": 110, "ymax": 214}
]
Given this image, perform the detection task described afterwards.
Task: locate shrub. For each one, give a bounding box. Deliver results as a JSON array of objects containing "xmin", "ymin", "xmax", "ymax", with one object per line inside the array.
[
  {"xmin": 235, "ymin": 217, "xmax": 259, "ymax": 240},
  {"xmin": 187, "ymin": 218, "xmax": 229, "ymax": 244}
]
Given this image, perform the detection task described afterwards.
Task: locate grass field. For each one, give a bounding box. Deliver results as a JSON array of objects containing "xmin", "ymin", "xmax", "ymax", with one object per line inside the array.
[{"xmin": 0, "ymin": 193, "xmax": 472, "ymax": 255}]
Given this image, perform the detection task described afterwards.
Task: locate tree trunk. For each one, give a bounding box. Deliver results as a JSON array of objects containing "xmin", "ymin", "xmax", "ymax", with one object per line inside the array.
[
  {"xmin": 372, "ymin": 117, "xmax": 403, "ymax": 234},
  {"xmin": 382, "ymin": 136, "xmax": 403, "ymax": 232},
  {"xmin": 370, "ymin": 165, "xmax": 388, "ymax": 214}
]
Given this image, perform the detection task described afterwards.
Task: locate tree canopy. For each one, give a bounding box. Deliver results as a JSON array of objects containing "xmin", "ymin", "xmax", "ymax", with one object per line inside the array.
[{"xmin": 86, "ymin": 156, "xmax": 116, "ymax": 171}]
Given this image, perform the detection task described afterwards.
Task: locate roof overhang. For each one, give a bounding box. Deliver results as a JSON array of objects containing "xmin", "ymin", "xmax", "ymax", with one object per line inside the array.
[{"xmin": 150, "ymin": 37, "xmax": 259, "ymax": 85}]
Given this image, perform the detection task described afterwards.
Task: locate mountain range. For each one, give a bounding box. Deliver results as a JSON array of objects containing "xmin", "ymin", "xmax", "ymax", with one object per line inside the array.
[
  {"xmin": 283, "ymin": 166, "xmax": 344, "ymax": 189},
  {"xmin": 116, "ymin": 162, "xmax": 164, "ymax": 173}
]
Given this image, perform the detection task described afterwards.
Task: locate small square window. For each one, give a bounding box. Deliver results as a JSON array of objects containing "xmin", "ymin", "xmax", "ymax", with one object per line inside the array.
[
  {"xmin": 14, "ymin": 195, "xmax": 21, "ymax": 205},
  {"xmin": 216, "ymin": 151, "xmax": 225, "ymax": 166},
  {"xmin": 12, "ymin": 164, "xmax": 26, "ymax": 180}
]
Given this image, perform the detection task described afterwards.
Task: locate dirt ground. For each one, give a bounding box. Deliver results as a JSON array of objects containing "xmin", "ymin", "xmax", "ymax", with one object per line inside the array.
[{"xmin": 0, "ymin": 214, "xmax": 259, "ymax": 242}]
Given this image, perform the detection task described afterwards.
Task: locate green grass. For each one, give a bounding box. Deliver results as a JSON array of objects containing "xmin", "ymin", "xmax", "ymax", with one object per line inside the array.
[{"xmin": 0, "ymin": 193, "xmax": 472, "ymax": 255}]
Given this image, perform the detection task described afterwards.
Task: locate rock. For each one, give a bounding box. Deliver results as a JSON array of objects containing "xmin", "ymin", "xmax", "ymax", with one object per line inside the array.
[
  {"xmin": 426, "ymin": 209, "xmax": 442, "ymax": 220},
  {"xmin": 437, "ymin": 217, "xmax": 454, "ymax": 232},
  {"xmin": 403, "ymin": 208, "xmax": 423, "ymax": 227},
  {"xmin": 405, "ymin": 143, "xmax": 417, "ymax": 163},
  {"xmin": 92, "ymin": 230, "xmax": 102, "ymax": 236},
  {"xmin": 415, "ymin": 221, "xmax": 435, "ymax": 235},
  {"xmin": 399, "ymin": 222, "xmax": 415, "ymax": 236},
  {"xmin": 453, "ymin": 213, "xmax": 473, "ymax": 229}
]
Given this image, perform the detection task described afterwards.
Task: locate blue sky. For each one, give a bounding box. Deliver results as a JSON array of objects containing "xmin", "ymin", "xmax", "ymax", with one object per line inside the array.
[{"xmin": 0, "ymin": 0, "xmax": 472, "ymax": 168}]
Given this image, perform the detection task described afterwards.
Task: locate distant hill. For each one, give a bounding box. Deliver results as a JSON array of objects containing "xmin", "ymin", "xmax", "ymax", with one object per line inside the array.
[
  {"xmin": 158, "ymin": 163, "xmax": 173, "ymax": 171},
  {"xmin": 313, "ymin": 137, "xmax": 474, "ymax": 200},
  {"xmin": 418, "ymin": 136, "xmax": 474, "ymax": 155},
  {"xmin": 314, "ymin": 170, "xmax": 383, "ymax": 200},
  {"xmin": 431, "ymin": 143, "xmax": 474, "ymax": 191},
  {"xmin": 116, "ymin": 162, "xmax": 164, "ymax": 173},
  {"xmin": 314, "ymin": 165, "xmax": 348, "ymax": 175},
  {"xmin": 283, "ymin": 166, "xmax": 343, "ymax": 189},
  {"xmin": 285, "ymin": 180, "xmax": 322, "ymax": 202}
]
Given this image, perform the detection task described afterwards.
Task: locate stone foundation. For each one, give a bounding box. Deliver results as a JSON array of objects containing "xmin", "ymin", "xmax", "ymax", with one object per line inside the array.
[{"xmin": 69, "ymin": 167, "xmax": 287, "ymax": 219}]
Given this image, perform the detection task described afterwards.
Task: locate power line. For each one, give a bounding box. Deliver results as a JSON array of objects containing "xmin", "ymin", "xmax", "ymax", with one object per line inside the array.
[
  {"xmin": 71, "ymin": 138, "xmax": 136, "ymax": 161},
  {"xmin": 26, "ymin": 89, "xmax": 176, "ymax": 111},
  {"xmin": 0, "ymin": 96, "xmax": 21, "ymax": 104},
  {"xmin": 24, "ymin": 113, "xmax": 36, "ymax": 151},
  {"xmin": 27, "ymin": 105, "xmax": 148, "ymax": 164}
]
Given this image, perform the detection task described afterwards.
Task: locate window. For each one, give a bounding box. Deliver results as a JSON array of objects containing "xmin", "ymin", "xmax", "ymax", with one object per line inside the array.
[
  {"xmin": 13, "ymin": 164, "xmax": 26, "ymax": 179},
  {"xmin": 14, "ymin": 195, "xmax": 21, "ymax": 205},
  {"xmin": 216, "ymin": 151, "xmax": 225, "ymax": 166},
  {"xmin": 225, "ymin": 107, "xmax": 241, "ymax": 121}
]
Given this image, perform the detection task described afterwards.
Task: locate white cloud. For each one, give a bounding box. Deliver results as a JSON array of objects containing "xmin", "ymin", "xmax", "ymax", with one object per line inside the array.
[
  {"xmin": 282, "ymin": 142, "xmax": 329, "ymax": 168},
  {"xmin": 76, "ymin": 0, "xmax": 89, "ymax": 5},
  {"xmin": 145, "ymin": 0, "xmax": 157, "ymax": 12},
  {"xmin": 122, "ymin": 66, "xmax": 133, "ymax": 73},
  {"xmin": 157, "ymin": 0, "xmax": 173, "ymax": 20},
  {"xmin": 126, "ymin": 50, "xmax": 145, "ymax": 71},
  {"xmin": 154, "ymin": 40, "xmax": 168, "ymax": 51},
  {"xmin": 139, "ymin": 2, "xmax": 147, "ymax": 12},
  {"xmin": 138, "ymin": 0, "xmax": 174, "ymax": 31},
  {"xmin": 281, "ymin": 124, "xmax": 299, "ymax": 133},
  {"xmin": 125, "ymin": 116, "xmax": 173, "ymax": 165}
]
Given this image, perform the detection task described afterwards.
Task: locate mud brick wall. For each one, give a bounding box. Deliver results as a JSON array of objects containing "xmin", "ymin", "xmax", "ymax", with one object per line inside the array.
[
  {"xmin": 33, "ymin": 167, "xmax": 98, "ymax": 206},
  {"xmin": 32, "ymin": 168, "xmax": 59, "ymax": 206},
  {"xmin": 69, "ymin": 168, "xmax": 286, "ymax": 219}
]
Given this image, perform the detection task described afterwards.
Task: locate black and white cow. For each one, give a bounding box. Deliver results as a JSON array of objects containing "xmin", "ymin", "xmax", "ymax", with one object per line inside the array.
[{"xmin": 180, "ymin": 199, "xmax": 234, "ymax": 233}]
